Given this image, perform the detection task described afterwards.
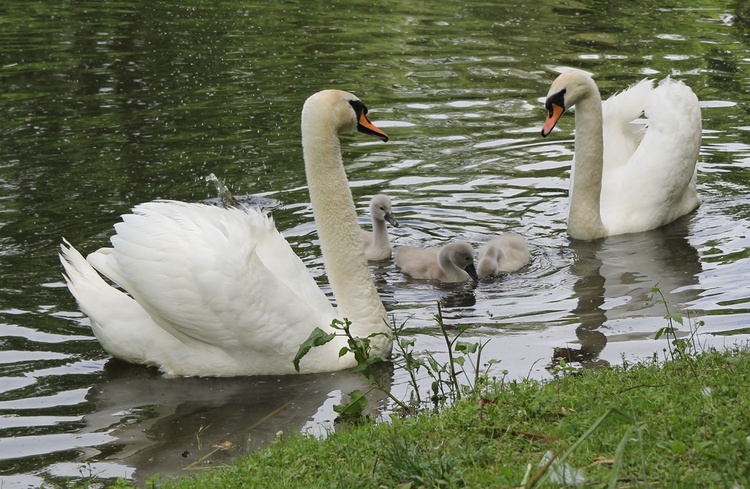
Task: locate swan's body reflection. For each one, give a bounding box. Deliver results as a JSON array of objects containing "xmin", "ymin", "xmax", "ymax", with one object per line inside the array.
[
  {"xmin": 560, "ymin": 214, "xmax": 703, "ymax": 368},
  {"xmin": 81, "ymin": 361, "xmax": 390, "ymax": 484}
]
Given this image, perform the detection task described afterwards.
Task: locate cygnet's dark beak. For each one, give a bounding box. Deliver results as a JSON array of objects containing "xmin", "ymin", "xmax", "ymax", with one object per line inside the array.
[
  {"xmin": 464, "ymin": 263, "xmax": 479, "ymax": 282},
  {"xmin": 385, "ymin": 212, "xmax": 399, "ymax": 228}
]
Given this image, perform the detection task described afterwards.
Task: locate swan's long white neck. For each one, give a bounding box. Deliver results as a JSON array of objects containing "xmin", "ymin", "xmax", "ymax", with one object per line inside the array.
[
  {"xmin": 568, "ymin": 83, "xmax": 608, "ymax": 240},
  {"xmin": 301, "ymin": 106, "xmax": 389, "ymax": 353}
]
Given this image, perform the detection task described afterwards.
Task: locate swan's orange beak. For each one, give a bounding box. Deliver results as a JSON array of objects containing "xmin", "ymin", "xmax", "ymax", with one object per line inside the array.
[
  {"xmin": 357, "ymin": 111, "xmax": 389, "ymax": 142},
  {"xmin": 541, "ymin": 103, "xmax": 564, "ymax": 137}
]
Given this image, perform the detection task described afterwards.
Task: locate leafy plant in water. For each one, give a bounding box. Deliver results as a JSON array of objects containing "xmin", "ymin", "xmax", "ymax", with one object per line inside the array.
[
  {"xmin": 332, "ymin": 389, "xmax": 369, "ymax": 424},
  {"xmin": 294, "ymin": 318, "xmax": 411, "ymax": 417},
  {"xmin": 421, "ymin": 302, "xmax": 498, "ymax": 410},
  {"xmin": 647, "ymin": 284, "xmax": 704, "ymax": 374},
  {"xmin": 295, "ymin": 302, "xmax": 499, "ymax": 420}
]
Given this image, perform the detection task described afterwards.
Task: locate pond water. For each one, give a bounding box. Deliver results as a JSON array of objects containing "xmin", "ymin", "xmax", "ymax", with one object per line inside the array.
[{"xmin": 2, "ymin": 0, "xmax": 750, "ymax": 486}]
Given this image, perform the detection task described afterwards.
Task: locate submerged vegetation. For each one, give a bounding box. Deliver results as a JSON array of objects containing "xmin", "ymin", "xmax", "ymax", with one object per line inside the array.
[{"xmin": 106, "ymin": 288, "xmax": 750, "ymax": 488}]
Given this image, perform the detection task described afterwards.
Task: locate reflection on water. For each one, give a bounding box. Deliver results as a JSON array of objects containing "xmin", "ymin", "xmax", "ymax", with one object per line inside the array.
[
  {"xmin": 573, "ymin": 215, "xmax": 701, "ymax": 322},
  {"xmin": 559, "ymin": 215, "xmax": 703, "ymax": 369},
  {"xmin": 1, "ymin": 0, "xmax": 750, "ymax": 486},
  {"xmin": 76, "ymin": 362, "xmax": 388, "ymax": 483}
]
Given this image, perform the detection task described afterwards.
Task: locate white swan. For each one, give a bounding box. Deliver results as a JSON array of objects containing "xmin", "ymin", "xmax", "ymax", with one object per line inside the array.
[
  {"xmin": 541, "ymin": 69, "xmax": 701, "ymax": 240},
  {"xmin": 477, "ymin": 233, "xmax": 530, "ymax": 278},
  {"xmin": 60, "ymin": 90, "xmax": 392, "ymax": 377},
  {"xmin": 361, "ymin": 194, "xmax": 399, "ymax": 261},
  {"xmin": 395, "ymin": 241, "xmax": 479, "ymax": 283}
]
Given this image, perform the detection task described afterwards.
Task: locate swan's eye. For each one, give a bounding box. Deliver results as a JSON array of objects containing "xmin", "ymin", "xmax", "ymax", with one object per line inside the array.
[
  {"xmin": 545, "ymin": 89, "xmax": 566, "ymax": 116},
  {"xmin": 348, "ymin": 99, "xmax": 368, "ymax": 116}
]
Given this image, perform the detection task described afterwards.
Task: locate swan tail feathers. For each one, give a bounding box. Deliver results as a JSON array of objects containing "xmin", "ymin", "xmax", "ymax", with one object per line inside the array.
[
  {"xmin": 60, "ymin": 239, "xmax": 115, "ymax": 309},
  {"xmin": 60, "ymin": 239, "xmax": 131, "ymax": 323}
]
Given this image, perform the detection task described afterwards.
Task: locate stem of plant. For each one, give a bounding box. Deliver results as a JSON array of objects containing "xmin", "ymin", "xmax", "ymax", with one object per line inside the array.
[{"xmin": 436, "ymin": 302, "xmax": 462, "ymax": 401}]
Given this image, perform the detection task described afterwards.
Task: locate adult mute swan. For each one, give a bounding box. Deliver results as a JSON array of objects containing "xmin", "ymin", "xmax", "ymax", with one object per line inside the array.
[
  {"xmin": 60, "ymin": 90, "xmax": 392, "ymax": 377},
  {"xmin": 361, "ymin": 194, "xmax": 399, "ymax": 261},
  {"xmin": 477, "ymin": 233, "xmax": 530, "ymax": 278},
  {"xmin": 395, "ymin": 241, "xmax": 479, "ymax": 283},
  {"xmin": 541, "ymin": 70, "xmax": 701, "ymax": 240}
]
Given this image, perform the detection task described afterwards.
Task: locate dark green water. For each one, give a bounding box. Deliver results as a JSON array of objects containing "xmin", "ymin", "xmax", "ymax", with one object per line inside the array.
[{"xmin": 1, "ymin": 0, "xmax": 750, "ymax": 485}]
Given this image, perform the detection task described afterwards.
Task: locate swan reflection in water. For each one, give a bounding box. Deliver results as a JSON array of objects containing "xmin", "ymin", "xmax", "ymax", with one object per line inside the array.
[
  {"xmin": 555, "ymin": 214, "xmax": 703, "ymax": 370},
  {"xmin": 80, "ymin": 361, "xmax": 391, "ymax": 484}
]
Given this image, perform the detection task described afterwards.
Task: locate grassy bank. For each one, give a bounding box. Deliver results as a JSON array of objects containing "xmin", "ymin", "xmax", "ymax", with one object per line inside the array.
[{"xmin": 135, "ymin": 346, "xmax": 750, "ymax": 488}]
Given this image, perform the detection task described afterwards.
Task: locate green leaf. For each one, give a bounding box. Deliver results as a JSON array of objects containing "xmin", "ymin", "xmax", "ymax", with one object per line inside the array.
[
  {"xmin": 427, "ymin": 357, "xmax": 441, "ymax": 371},
  {"xmin": 455, "ymin": 341, "xmax": 478, "ymax": 354},
  {"xmin": 333, "ymin": 390, "xmax": 367, "ymax": 416},
  {"xmin": 352, "ymin": 362, "xmax": 370, "ymax": 375},
  {"xmin": 293, "ymin": 328, "xmax": 336, "ymax": 372},
  {"xmin": 330, "ymin": 318, "xmax": 344, "ymax": 329}
]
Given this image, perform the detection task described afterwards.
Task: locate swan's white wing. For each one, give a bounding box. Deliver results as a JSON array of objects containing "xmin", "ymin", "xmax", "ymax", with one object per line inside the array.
[
  {"xmin": 601, "ymin": 78, "xmax": 701, "ymax": 233},
  {"xmin": 601, "ymin": 78, "xmax": 653, "ymax": 171},
  {"xmin": 88, "ymin": 201, "xmax": 335, "ymax": 352}
]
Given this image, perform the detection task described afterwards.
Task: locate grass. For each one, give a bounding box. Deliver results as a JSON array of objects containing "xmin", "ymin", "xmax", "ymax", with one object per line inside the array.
[{"xmin": 120, "ymin": 345, "xmax": 750, "ymax": 488}]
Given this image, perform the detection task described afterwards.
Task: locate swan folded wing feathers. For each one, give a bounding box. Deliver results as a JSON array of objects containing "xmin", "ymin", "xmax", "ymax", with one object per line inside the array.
[
  {"xmin": 89, "ymin": 206, "xmax": 238, "ymax": 346},
  {"xmin": 176, "ymin": 203, "xmax": 335, "ymax": 350},
  {"xmin": 619, "ymin": 80, "xmax": 699, "ymax": 219},
  {"xmin": 600, "ymin": 78, "xmax": 701, "ymax": 233},
  {"xmin": 601, "ymin": 78, "xmax": 653, "ymax": 171},
  {"xmin": 244, "ymin": 205, "xmax": 338, "ymax": 325},
  {"xmin": 93, "ymin": 201, "xmax": 335, "ymax": 352},
  {"xmin": 182, "ymin": 203, "xmax": 338, "ymax": 351}
]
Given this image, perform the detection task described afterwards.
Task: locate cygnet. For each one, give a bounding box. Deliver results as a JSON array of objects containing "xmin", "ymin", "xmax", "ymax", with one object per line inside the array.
[
  {"xmin": 361, "ymin": 194, "xmax": 399, "ymax": 261},
  {"xmin": 477, "ymin": 233, "xmax": 530, "ymax": 278},
  {"xmin": 395, "ymin": 241, "xmax": 478, "ymax": 283}
]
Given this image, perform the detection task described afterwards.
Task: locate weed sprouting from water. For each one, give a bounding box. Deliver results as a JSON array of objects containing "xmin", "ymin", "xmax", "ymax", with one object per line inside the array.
[
  {"xmin": 295, "ymin": 302, "xmax": 496, "ymax": 420},
  {"xmin": 647, "ymin": 284, "xmax": 705, "ymax": 378},
  {"xmin": 421, "ymin": 302, "xmax": 499, "ymax": 410}
]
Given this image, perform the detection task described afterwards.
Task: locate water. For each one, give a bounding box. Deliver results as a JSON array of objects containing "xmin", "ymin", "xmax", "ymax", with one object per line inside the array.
[{"xmin": 2, "ymin": 0, "xmax": 750, "ymax": 486}]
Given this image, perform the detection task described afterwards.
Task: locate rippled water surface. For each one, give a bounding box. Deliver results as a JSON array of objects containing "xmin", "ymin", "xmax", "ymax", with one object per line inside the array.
[{"xmin": 2, "ymin": 0, "xmax": 750, "ymax": 486}]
